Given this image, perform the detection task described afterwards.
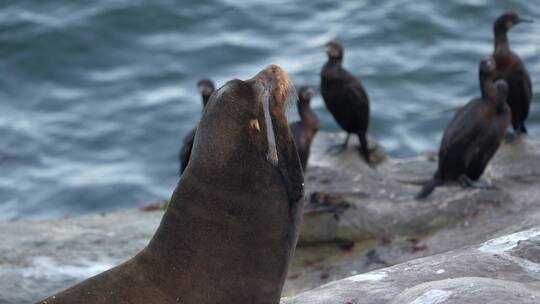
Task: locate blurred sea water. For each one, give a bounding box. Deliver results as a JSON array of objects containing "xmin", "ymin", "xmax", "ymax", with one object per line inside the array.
[{"xmin": 0, "ymin": 0, "xmax": 539, "ymax": 219}]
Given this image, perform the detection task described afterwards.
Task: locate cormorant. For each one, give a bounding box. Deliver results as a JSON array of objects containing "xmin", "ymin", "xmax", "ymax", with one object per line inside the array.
[
  {"xmin": 417, "ymin": 58, "xmax": 511, "ymax": 199},
  {"xmin": 321, "ymin": 40, "xmax": 371, "ymax": 163}
]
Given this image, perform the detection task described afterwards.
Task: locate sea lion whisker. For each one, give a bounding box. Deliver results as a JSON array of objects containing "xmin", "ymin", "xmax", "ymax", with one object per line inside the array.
[{"xmin": 284, "ymin": 78, "xmax": 299, "ymax": 109}]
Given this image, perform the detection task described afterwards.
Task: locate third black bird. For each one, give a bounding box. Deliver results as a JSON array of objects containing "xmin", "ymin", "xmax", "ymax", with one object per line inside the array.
[{"xmin": 321, "ymin": 41, "xmax": 371, "ymax": 164}]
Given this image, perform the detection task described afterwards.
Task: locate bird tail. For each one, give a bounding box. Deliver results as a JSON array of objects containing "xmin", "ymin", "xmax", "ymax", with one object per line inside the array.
[{"xmin": 416, "ymin": 176, "xmax": 443, "ymax": 200}]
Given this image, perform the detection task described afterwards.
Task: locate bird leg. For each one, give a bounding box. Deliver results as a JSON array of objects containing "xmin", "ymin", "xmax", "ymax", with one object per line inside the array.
[
  {"xmin": 357, "ymin": 132, "xmax": 371, "ymax": 165},
  {"xmin": 458, "ymin": 175, "xmax": 499, "ymax": 190},
  {"xmin": 505, "ymin": 132, "xmax": 516, "ymax": 143},
  {"xmin": 506, "ymin": 125, "xmax": 527, "ymax": 143},
  {"xmin": 327, "ymin": 133, "xmax": 350, "ymax": 154}
]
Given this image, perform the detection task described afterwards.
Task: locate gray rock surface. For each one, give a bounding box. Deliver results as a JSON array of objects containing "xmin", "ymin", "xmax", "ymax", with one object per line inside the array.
[
  {"xmin": 282, "ymin": 228, "xmax": 540, "ymax": 304},
  {"xmin": 1, "ymin": 132, "xmax": 540, "ymax": 303},
  {"xmin": 299, "ymin": 132, "xmax": 539, "ymax": 244}
]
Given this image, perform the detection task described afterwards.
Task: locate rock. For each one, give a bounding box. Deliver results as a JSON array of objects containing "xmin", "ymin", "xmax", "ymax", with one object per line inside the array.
[
  {"xmin": 389, "ymin": 278, "xmax": 540, "ymax": 304},
  {"xmin": 2, "ymin": 132, "xmax": 540, "ymax": 303},
  {"xmin": 489, "ymin": 138, "xmax": 540, "ymax": 182},
  {"xmin": 0, "ymin": 210, "xmax": 163, "ymax": 304},
  {"xmin": 299, "ymin": 132, "xmax": 534, "ymax": 244},
  {"xmin": 510, "ymin": 236, "xmax": 540, "ymax": 264},
  {"xmin": 282, "ymin": 227, "xmax": 540, "ymax": 304}
]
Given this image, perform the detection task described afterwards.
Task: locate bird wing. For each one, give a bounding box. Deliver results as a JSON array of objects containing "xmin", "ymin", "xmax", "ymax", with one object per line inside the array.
[
  {"xmin": 507, "ymin": 60, "xmax": 533, "ymax": 120},
  {"xmin": 440, "ymin": 100, "xmax": 486, "ymax": 169},
  {"xmin": 522, "ymin": 68, "xmax": 533, "ymax": 120},
  {"xmin": 343, "ymin": 79, "xmax": 370, "ymax": 131}
]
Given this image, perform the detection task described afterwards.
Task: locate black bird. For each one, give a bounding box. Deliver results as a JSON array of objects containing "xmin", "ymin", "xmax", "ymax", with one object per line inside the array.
[
  {"xmin": 179, "ymin": 79, "xmax": 215, "ymax": 174},
  {"xmin": 320, "ymin": 40, "xmax": 371, "ymax": 163},
  {"xmin": 492, "ymin": 12, "xmax": 533, "ymax": 138},
  {"xmin": 416, "ymin": 58, "xmax": 511, "ymax": 199},
  {"xmin": 196, "ymin": 78, "xmax": 215, "ymax": 107},
  {"xmin": 290, "ymin": 86, "xmax": 319, "ymax": 170}
]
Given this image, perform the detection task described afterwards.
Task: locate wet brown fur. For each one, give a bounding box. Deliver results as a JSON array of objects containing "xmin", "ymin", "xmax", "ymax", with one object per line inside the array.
[{"xmin": 38, "ymin": 65, "xmax": 304, "ymax": 304}]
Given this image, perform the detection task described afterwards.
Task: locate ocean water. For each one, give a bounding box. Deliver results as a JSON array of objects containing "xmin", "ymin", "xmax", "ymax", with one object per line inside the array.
[{"xmin": 1, "ymin": 0, "xmax": 539, "ymax": 219}]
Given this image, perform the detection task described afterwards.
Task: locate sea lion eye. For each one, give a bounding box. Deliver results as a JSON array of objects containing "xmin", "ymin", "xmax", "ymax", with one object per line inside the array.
[{"xmin": 250, "ymin": 119, "xmax": 261, "ymax": 132}]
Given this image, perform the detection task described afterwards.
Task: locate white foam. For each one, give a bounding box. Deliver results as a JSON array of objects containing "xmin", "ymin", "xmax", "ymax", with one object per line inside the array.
[
  {"xmin": 347, "ymin": 271, "xmax": 387, "ymax": 282},
  {"xmin": 479, "ymin": 227, "xmax": 540, "ymax": 254},
  {"xmin": 479, "ymin": 227, "xmax": 540, "ymax": 277},
  {"xmin": 409, "ymin": 289, "xmax": 451, "ymax": 304},
  {"xmin": 140, "ymin": 86, "xmax": 187, "ymax": 106},
  {"xmin": 21, "ymin": 256, "xmax": 114, "ymax": 280}
]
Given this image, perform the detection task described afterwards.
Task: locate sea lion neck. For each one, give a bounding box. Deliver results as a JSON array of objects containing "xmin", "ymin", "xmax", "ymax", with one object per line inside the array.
[
  {"xmin": 187, "ymin": 68, "xmax": 303, "ymax": 205},
  {"xmin": 189, "ymin": 83, "xmax": 277, "ymax": 189},
  {"xmin": 247, "ymin": 66, "xmax": 305, "ymax": 206}
]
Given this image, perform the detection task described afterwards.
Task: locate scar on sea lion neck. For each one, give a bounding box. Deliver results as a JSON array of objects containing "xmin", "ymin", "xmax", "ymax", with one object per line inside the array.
[{"xmin": 260, "ymin": 86, "xmax": 279, "ymax": 166}]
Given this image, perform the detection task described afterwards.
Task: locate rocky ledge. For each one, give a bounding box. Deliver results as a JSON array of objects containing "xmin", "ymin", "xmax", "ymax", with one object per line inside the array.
[
  {"xmin": 1, "ymin": 132, "xmax": 539, "ymax": 303},
  {"xmin": 282, "ymin": 228, "xmax": 540, "ymax": 304}
]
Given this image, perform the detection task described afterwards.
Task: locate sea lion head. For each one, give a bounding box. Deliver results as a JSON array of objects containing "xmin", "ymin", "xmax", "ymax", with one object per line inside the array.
[
  {"xmin": 197, "ymin": 78, "xmax": 215, "ymax": 107},
  {"xmin": 494, "ymin": 12, "xmax": 533, "ymax": 34},
  {"xmin": 325, "ymin": 40, "xmax": 344, "ymax": 61},
  {"xmin": 187, "ymin": 65, "xmax": 304, "ymax": 204}
]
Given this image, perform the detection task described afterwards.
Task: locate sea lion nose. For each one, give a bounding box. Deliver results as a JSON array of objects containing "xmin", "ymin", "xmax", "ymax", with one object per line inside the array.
[
  {"xmin": 259, "ymin": 64, "xmax": 286, "ymax": 82},
  {"xmin": 262, "ymin": 64, "xmax": 290, "ymax": 103},
  {"xmin": 250, "ymin": 64, "xmax": 295, "ymax": 111}
]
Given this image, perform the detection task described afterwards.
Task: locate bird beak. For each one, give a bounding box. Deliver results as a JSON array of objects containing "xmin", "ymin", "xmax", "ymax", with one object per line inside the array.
[{"xmin": 517, "ymin": 17, "xmax": 534, "ymax": 24}]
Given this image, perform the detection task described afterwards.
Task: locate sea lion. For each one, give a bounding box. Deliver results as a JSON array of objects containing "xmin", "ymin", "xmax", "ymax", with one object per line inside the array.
[
  {"xmin": 179, "ymin": 79, "xmax": 215, "ymax": 174},
  {"xmin": 416, "ymin": 58, "xmax": 510, "ymax": 199},
  {"xmin": 321, "ymin": 40, "xmax": 371, "ymax": 163},
  {"xmin": 492, "ymin": 12, "xmax": 533, "ymax": 138},
  {"xmin": 290, "ymin": 86, "xmax": 319, "ymax": 170},
  {"xmin": 38, "ymin": 65, "xmax": 304, "ymax": 304}
]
